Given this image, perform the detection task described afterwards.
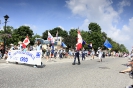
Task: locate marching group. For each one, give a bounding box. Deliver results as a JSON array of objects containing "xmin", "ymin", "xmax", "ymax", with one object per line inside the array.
[{"xmin": 0, "ymin": 40, "xmax": 128, "ymax": 63}]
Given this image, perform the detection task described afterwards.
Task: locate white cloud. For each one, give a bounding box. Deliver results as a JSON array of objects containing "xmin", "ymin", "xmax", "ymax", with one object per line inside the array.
[
  {"xmin": 66, "ymin": 0, "xmax": 132, "ymax": 51},
  {"xmin": 118, "ymin": 0, "xmax": 130, "ymax": 14},
  {"xmin": 80, "ymin": 19, "xmax": 89, "ymax": 30}
]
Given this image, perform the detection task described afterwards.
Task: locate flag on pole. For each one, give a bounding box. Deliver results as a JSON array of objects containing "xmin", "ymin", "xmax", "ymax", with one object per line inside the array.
[
  {"xmin": 56, "ymin": 30, "xmax": 58, "ymax": 40},
  {"xmin": 76, "ymin": 30, "xmax": 82, "ymax": 50},
  {"xmin": 90, "ymin": 42, "xmax": 92, "ymax": 47},
  {"xmin": 22, "ymin": 35, "xmax": 30, "ymax": 48},
  {"xmin": 47, "ymin": 31, "xmax": 55, "ymax": 44},
  {"xmin": 88, "ymin": 42, "xmax": 92, "ymax": 49},
  {"xmin": 82, "ymin": 40, "xmax": 86, "ymax": 45},
  {"xmin": 61, "ymin": 42, "xmax": 67, "ymax": 48},
  {"xmin": 104, "ymin": 39, "xmax": 112, "ymax": 48}
]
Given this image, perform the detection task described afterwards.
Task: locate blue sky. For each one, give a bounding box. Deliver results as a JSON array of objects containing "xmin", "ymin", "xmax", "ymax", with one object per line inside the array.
[{"xmin": 0, "ymin": 0, "xmax": 133, "ymax": 51}]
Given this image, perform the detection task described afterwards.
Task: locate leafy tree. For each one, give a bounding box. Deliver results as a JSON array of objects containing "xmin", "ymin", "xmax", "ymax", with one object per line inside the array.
[
  {"xmin": 69, "ymin": 29, "xmax": 77, "ymax": 37},
  {"xmin": 66, "ymin": 29, "xmax": 79, "ymax": 49},
  {"xmin": 119, "ymin": 44, "xmax": 128, "ymax": 53},
  {"xmin": 80, "ymin": 30, "xmax": 90, "ymax": 49},
  {"xmin": 30, "ymin": 34, "xmax": 42, "ymax": 45},
  {"xmin": 88, "ymin": 23, "xmax": 104, "ymax": 50},
  {"xmin": 63, "ymin": 35, "xmax": 76, "ymax": 49},
  {"xmin": 0, "ymin": 26, "xmax": 13, "ymax": 46},
  {"xmin": 13, "ymin": 26, "xmax": 34, "ymax": 45},
  {"xmin": 42, "ymin": 27, "xmax": 68, "ymax": 40}
]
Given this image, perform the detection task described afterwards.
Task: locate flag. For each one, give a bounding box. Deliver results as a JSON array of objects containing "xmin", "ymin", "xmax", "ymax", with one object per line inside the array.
[
  {"xmin": 90, "ymin": 42, "xmax": 92, "ymax": 47},
  {"xmin": 56, "ymin": 30, "xmax": 58, "ymax": 40},
  {"xmin": 22, "ymin": 35, "xmax": 30, "ymax": 48},
  {"xmin": 88, "ymin": 42, "xmax": 92, "ymax": 49},
  {"xmin": 47, "ymin": 31, "xmax": 53, "ymax": 41},
  {"xmin": 76, "ymin": 30, "xmax": 82, "ymax": 50},
  {"xmin": 82, "ymin": 40, "xmax": 86, "ymax": 45},
  {"xmin": 104, "ymin": 39, "xmax": 112, "ymax": 48},
  {"xmin": 47, "ymin": 31, "xmax": 55, "ymax": 44},
  {"xmin": 61, "ymin": 42, "xmax": 67, "ymax": 48}
]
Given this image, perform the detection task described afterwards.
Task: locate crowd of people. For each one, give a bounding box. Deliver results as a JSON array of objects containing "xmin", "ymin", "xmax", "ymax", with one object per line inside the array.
[
  {"xmin": 0, "ymin": 40, "xmax": 129, "ymax": 62},
  {"xmin": 0, "ymin": 40, "xmax": 131, "ymax": 87}
]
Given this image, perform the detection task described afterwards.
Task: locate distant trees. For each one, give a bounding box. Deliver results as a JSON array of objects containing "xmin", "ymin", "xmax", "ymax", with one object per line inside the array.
[{"xmin": 0, "ymin": 23, "xmax": 128, "ymax": 53}]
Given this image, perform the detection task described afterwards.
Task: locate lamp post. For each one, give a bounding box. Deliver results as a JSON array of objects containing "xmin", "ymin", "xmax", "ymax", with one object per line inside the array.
[{"xmin": 3, "ymin": 15, "xmax": 9, "ymax": 55}]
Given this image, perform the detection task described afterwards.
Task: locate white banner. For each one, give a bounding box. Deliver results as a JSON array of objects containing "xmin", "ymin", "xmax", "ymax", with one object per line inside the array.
[{"xmin": 7, "ymin": 50, "xmax": 42, "ymax": 65}]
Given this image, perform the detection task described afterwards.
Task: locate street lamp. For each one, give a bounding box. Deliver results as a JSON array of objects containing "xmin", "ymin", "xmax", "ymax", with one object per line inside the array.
[{"xmin": 3, "ymin": 15, "xmax": 9, "ymax": 55}]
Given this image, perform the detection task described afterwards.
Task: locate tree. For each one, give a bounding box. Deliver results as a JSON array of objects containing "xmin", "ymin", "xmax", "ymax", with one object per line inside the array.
[
  {"xmin": 63, "ymin": 35, "xmax": 76, "ymax": 49},
  {"xmin": 66, "ymin": 29, "xmax": 78, "ymax": 49},
  {"xmin": 88, "ymin": 23, "xmax": 104, "ymax": 50},
  {"xmin": 42, "ymin": 27, "xmax": 68, "ymax": 40},
  {"xmin": 0, "ymin": 26, "xmax": 13, "ymax": 46},
  {"xmin": 119, "ymin": 44, "xmax": 128, "ymax": 53},
  {"xmin": 13, "ymin": 26, "xmax": 34, "ymax": 45},
  {"xmin": 80, "ymin": 30, "xmax": 90, "ymax": 49}
]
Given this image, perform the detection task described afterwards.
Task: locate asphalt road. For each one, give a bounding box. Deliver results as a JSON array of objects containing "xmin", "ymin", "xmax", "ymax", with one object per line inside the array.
[{"xmin": 0, "ymin": 57, "xmax": 132, "ymax": 88}]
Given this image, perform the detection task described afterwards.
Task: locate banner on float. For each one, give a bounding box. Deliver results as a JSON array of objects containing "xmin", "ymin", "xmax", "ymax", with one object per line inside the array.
[{"xmin": 6, "ymin": 50, "xmax": 42, "ymax": 65}]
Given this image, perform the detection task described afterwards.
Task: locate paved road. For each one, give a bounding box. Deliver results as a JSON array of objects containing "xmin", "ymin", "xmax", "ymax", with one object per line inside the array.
[{"xmin": 0, "ymin": 57, "xmax": 132, "ymax": 88}]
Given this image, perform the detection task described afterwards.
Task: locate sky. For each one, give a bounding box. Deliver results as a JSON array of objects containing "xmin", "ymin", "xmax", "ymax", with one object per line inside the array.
[{"xmin": 0, "ymin": 0, "xmax": 133, "ymax": 51}]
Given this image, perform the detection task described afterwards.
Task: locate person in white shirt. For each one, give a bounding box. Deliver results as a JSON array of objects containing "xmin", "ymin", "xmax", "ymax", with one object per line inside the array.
[
  {"xmin": 98, "ymin": 47, "xmax": 103, "ymax": 62},
  {"xmin": 34, "ymin": 40, "xmax": 43, "ymax": 68},
  {"xmin": 10, "ymin": 44, "xmax": 14, "ymax": 50}
]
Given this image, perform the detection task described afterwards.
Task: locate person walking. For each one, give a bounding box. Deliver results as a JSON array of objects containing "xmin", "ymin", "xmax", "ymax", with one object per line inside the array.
[
  {"xmin": 98, "ymin": 47, "xmax": 103, "ymax": 62},
  {"xmin": 82, "ymin": 49, "xmax": 85, "ymax": 61},
  {"xmin": 34, "ymin": 40, "xmax": 43, "ymax": 67},
  {"xmin": 72, "ymin": 49, "xmax": 80, "ymax": 65},
  {"xmin": 54, "ymin": 49, "xmax": 57, "ymax": 59},
  {"xmin": 91, "ymin": 48, "xmax": 95, "ymax": 59},
  {"xmin": 46, "ymin": 44, "xmax": 50, "ymax": 62}
]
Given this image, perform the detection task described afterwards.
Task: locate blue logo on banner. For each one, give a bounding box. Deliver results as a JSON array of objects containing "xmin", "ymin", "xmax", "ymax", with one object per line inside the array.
[
  {"xmin": 36, "ymin": 52, "xmax": 41, "ymax": 58},
  {"xmin": 20, "ymin": 57, "xmax": 28, "ymax": 62}
]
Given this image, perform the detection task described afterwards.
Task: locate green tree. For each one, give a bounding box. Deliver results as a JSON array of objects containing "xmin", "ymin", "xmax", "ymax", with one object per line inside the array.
[
  {"xmin": 0, "ymin": 26, "xmax": 13, "ymax": 46},
  {"xmin": 66, "ymin": 29, "xmax": 78, "ymax": 49},
  {"xmin": 88, "ymin": 23, "xmax": 104, "ymax": 50},
  {"xmin": 13, "ymin": 26, "xmax": 34, "ymax": 45},
  {"xmin": 42, "ymin": 27, "xmax": 68, "ymax": 40},
  {"xmin": 63, "ymin": 35, "xmax": 76, "ymax": 49}
]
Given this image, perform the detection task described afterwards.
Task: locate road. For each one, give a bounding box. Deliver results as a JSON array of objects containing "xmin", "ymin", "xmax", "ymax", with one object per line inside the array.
[{"xmin": 0, "ymin": 57, "xmax": 132, "ymax": 88}]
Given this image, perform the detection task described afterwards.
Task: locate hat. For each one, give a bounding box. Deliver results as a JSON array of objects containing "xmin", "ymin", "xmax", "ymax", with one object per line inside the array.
[
  {"xmin": 10, "ymin": 43, "xmax": 14, "ymax": 46},
  {"xmin": 18, "ymin": 41, "xmax": 22, "ymax": 44}
]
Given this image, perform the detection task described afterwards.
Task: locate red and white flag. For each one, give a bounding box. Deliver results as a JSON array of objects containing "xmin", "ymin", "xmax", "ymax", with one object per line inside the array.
[
  {"xmin": 22, "ymin": 35, "xmax": 30, "ymax": 48},
  {"xmin": 47, "ymin": 31, "xmax": 55, "ymax": 44},
  {"xmin": 76, "ymin": 30, "xmax": 82, "ymax": 50}
]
